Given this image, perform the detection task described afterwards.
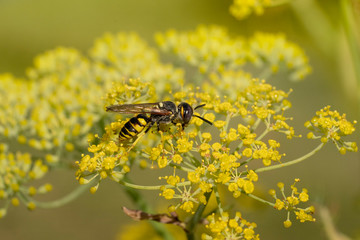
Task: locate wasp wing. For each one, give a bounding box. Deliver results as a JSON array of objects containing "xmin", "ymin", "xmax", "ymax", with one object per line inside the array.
[{"xmin": 106, "ymin": 102, "xmax": 172, "ymax": 115}]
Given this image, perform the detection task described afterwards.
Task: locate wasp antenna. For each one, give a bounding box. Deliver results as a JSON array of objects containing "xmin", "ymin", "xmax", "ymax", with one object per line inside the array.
[
  {"xmin": 194, "ymin": 115, "xmax": 212, "ymax": 125},
  {"xmin": 194, "ymin": 104, "xmax": 206, "ymax": 110}
]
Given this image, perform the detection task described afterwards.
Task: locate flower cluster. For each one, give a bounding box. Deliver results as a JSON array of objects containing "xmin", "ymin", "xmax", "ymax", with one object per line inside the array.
[
  {"xmin": 90, "ymin": 32, "xmax": 184, "ymax": 95},
  {"xmin": 155, "ymin": 25, "xmax": 310, "ymax": 82},
  {"xmin": 202, "ymin": 211, "xmax": 259, "ymax": 240},
  {"xmin": 0, "ymin": 49, "xmax": 105, "ymax": 166},
  {"xmin": 248, "ymin": 32, "xmax": 312, "ymax": 81},
  {"xmin": 305, "ymin": 105, "xmax": 358, "ymax": 154},
  {"xmin": 156, "ymin": 25, "xmax": 247, "ymax": 74},
  {"xmin": 0, "ymin": 31, "xmax": 185, "ymax": 215},
  {"xmin": 0, "ymin": 143, "xmax": 52, "ymax": 217},
  {"xmin": 269, "ymin": 179, "xmax": 315, "ymax": 228},
  {"xmin": 229, "ymin": 0, "xmax": 272, "ymax": 20},
  {"xmin": 0, "ymin": 25, "xmax": 357, "ymax": 239},
  {"xmin": 75, "ymin": 75, "xmax": 315, "ymax": 238},
  {"xmin": 0, "ymin": 31, "xmax": 185, "ymax": 167}
]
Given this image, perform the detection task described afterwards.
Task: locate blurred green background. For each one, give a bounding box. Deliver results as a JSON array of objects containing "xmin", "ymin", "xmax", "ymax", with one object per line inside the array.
[{"xmin": 0, "ymin": 0, "xmax": 359, "ymax": 239}]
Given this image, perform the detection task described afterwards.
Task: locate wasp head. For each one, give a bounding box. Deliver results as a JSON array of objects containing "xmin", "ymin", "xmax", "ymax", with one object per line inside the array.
[
  {"xmin": 178, "ymin": 102, "xmax": 194, "ymax": 127},
  {"xmin": 177, "ymin": 102, "xmax": 212, "ymax": 129}
]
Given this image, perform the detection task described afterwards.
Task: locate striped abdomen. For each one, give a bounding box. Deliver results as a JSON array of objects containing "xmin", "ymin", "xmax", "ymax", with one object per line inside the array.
[{"xmin": 119, "ymin": 114, "xmax": 150, "ymax": 141}]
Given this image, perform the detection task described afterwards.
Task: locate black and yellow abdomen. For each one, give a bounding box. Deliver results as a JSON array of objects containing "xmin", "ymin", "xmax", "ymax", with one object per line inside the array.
[{"xmin": 119, "ymin": 114, "xmax": 150, "ymax": 141}]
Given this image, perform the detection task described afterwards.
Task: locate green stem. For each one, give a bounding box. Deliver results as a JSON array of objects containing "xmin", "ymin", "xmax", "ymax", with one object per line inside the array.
[
  {"xmin": 255, "ymin": 142, "xmax": 325, "ymax": 173},
  {"xmin": 247, "ymin": 193, "xmax": 275, "ymax": 207},
  {"xmin": 256, "ymin": 128, "xmax": 270, "ymax": 142},
  {"xmin": 185, "ymin": 152, "xmax": 201, "ymax": 168},
  {"xmin": 120, "ymin": 180, "xmax": 191, "ymax": 190},
  {"xmin": 213, "ymin": 185, "xmax": 223, "ymax": 215},
  {"xmin": 32, "ymin": 184, "xmax": 91, "ymax": 208},
  {"xmin": 224, "ymin": 113, "xmax": 233, "ymax": 132},
  {"xmin": 168, "ymin": 163, "xmax": 194, "ymax": 172},
  {"xmin": 186, "ymin": 191, "xmax": 212, "ymax": 240}
]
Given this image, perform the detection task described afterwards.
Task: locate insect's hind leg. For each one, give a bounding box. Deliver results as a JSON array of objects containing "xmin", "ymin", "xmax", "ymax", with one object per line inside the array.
[{"xmin": 126, "ymin": 122, "xmax": 154, "ymax": 153}]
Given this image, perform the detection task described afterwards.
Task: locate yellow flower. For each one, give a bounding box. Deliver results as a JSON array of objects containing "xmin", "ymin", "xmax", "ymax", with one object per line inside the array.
[
  {"xmin": 180, "ymin": 201, "xmax": 194, "ymax": 213},
  {"xmin": 230, "ymin": 0, "xmax": 272, "ymax": 20},
  {"xmin": 295, "ymin": 210, "xmax": 315, "ymax": 222},
  {"xmin": 242, "ymin": 148, "xmax": 253, "ymax": 158},
  {"xmin": 217, "ymin": 172, "xmax": 231, "ymax": 184},
  {"xmin": 214, "ymin": 120, "xmax": 226, "ymax": 129},
  {"xmin": 228, "ymin": 182, "xmax": 238, "ymax": 192},
  {"xmin": 243, "ymin": 181, "xmax": 255, "ymax": 194},
  {"xmin": 188, "ymin": 171, "xmax": 201, "ymax": 183},
  {"xmin": 102, "ymin": 156, "xmax": 116, "ymax": 170},
  {"xmin": 299, "ymin": 189, "xmax": 309, "ymax": 202},
  {"xmin": 199, "ymin": 143, "xmax": 211, "ymax": 151},
  {"xmin": 212, "ymin": 142, "xmax": 222, "ymax": 151},
  {"xmin": 201, "ymin": 132, "xmax": 212, "ymax": 142},
  {"xmin": 172, "ymin": 154, "xmax": 183, "ymax": 164},
  {"xmin": 167, "ymin": 175, "xmax": 180, "ymax": 186},
  {"xmin": 247, "ymin": 170, "xmax": 258, "ymax": 182},
  {"xmin": 150, "ymin": 147, "xmax": 161, "ymax": 161},
  {"xmin": 283, "ymin": 219, "xmax": 292, "ymax": 228},
  {"xmin": 158, "ymin": 156, "xmax": 168, "ymax": 168},
  {"xmin": 161, "ymin": 189, "xmax": 175, "ymax": 200},
  {"xmin": 274, "ymin": 199, "xmax": 285, "ymax": 210},
  {"xmin": 199, "ymin": 181, "xmax": 213, "ymax": 193},
  {"xmin": 176, "ymin": 138, "xmax": 193, "ymax": 153}
]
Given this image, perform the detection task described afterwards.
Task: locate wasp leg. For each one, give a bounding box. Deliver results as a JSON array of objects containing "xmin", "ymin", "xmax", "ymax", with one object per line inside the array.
[
  {"xmin": 126, "ymin": 131, "xmax": 146, "ymax": 153},
  {"xmin": 126, "ymin": 122, "xmax": 154, "ymax": 153}
]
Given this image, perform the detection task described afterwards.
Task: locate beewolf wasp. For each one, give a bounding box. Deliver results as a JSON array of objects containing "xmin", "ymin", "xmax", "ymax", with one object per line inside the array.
[{"xmin": 106, "ymin": 101, "xmax": 212, "ymax": 142}]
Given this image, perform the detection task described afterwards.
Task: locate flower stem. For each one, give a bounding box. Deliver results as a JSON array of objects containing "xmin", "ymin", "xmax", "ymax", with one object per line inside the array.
[
  {"xmin": 247, "ymin": 193, "xmax": 275, "ymax": 207},
  {"xmin": 32, "ymin": 184, "xmax": 91, "ymax": 209},
  {"xmin": 213, "ymin": 185, "xmax": 223, "ymax": 215},
  {"xmin": 255, "ymin": 142, "xmax": 325, "ymax": 173},
  {"xmin": 120, "ymin": 180, "xmax": 191, "ymax": 190},
  {"xmin": 186, "ymin": 191, "xmax": 212, "ymax": 240}
]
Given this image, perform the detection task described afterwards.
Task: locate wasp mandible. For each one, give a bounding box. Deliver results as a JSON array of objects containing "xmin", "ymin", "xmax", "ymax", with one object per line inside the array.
[{"xmin": 106, "ymin": 101, "xmax": 212, "ymax": 141}]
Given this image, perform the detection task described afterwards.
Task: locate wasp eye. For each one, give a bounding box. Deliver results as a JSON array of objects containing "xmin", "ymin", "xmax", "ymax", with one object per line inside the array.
[{"xmin": 178, "ymin": 102, "xmax": 193, "ymax": 124}]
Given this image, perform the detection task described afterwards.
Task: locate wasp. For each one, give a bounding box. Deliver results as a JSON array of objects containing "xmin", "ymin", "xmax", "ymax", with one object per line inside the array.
[{"xmin": 106, "ymin": 101, "xmax": 212, "ymax": 142}]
